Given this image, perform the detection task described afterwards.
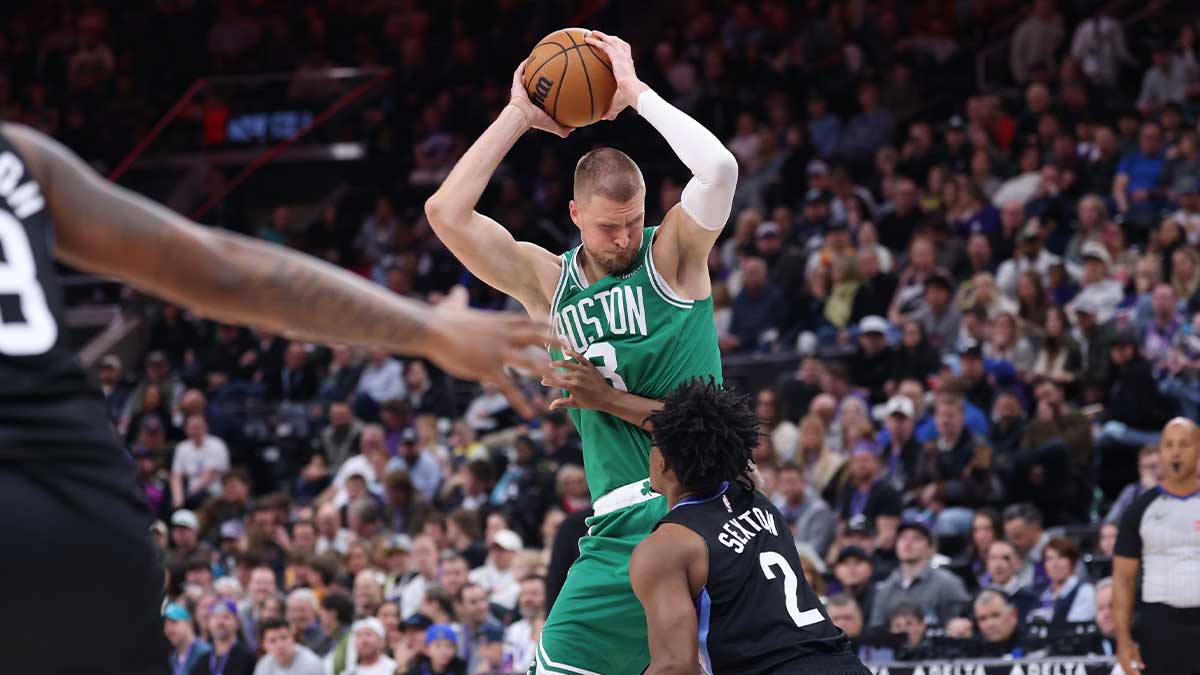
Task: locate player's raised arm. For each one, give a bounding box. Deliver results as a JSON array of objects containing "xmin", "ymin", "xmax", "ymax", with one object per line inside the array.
[
  {"xmin": 423, "ymin": 62, "xmax": 573, "ymax": 317},
  {"xmin": 3, "ymin": 122, "xmax": 548, "ymax": 417},
  {"xmin": 586, "ymin": 31, "xmax": 737, "ymax": 301}
]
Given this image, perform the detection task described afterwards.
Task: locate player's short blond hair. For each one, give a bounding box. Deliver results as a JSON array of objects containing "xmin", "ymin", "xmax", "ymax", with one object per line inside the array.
[{"xmin": 574, "ymin": 147, "xmax": 644, "ymax": 204}]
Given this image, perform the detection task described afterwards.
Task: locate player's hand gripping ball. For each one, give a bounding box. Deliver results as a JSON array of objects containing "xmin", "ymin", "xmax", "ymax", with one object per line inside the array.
[{"xmin": 521, "ymin": 27, "xmax": 617, "ymax": 128}]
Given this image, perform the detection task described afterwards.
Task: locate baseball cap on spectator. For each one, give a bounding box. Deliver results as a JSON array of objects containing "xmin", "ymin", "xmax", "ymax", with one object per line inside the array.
[
  {"xmin": 425, "ymin": 623, "xmax": 458, "ymax": 646},
  {"xmin": 477, "ymin": 624, "xmax": 505, "ymax": 644},
  {"xmin": 164, "ymin": 603, "xmax": 190, "ymax": 622},
  {"xmin": 1081, "ymin": 241, "xmax": 1111, "ymax": 266},
  {"xmin": 806, "ymin": 159, "xmax": 830, "ymax": 176},
  {"xmin": 897, "ymin": 520, "xmax": 935, "ymax": 546},
  {"xmin": 1073, "ymin": 298, "xmax": 1100, "ymax": 317},
  {"xmin": 805, "ymin": 188, "xmax": 832, "ymax": 205},
  {"xmin": 146, "ymin": 351, "xmax": 168, "ymax": 366},
  {"xmin": 99, "ymin": 354, "xmax": 122, "ymax": 371},
  {"xmin": 846, "ymin": 514, "xmax": 874, "ymax": 536},
  {"xmin": 825, "ymin": 220, "xmax": 849, "ymax": 233},
  {"xmin": 835, "ymin": 545, "xmax": 870, "ymax": 565},
  {"xmin": 353, "ymin": 618, "xmax": 386, "ymax": 640},
  {"xmin": 755, "ymin": 222, "xmax": 782, "ymax": 238},
  {"xmin": 946, "ymin": 115, "xmax": 966, "ymax": 131},
  {"xmin": 210, "ymin": 599, "xmax": 238, "ymax": 616},
  {"xmin": 384, "ymin": 534, "xmax": 413, "ymax": 554},
  {"xmin": 858, "ymin": 315, "xmax": 889, "ymax": 335},
  {"xmin": 957, "ymin": 338, "xmax": 983, "ymax": 358},
  {"xmin": 219, "ymin": 520, "xmax": 244, "ymax": 541},
  {"xmin": 171, "ymin": 510, "xmax": 198, "ymax": 530},
  {"xmin": 493, "ymin": 529, "xmax": 523, "ymax": 552},
  {"xmin": 403, "ymin": 614, "xmax": 433, "ymax": 632},
  {"xmin": 151, "ymin": 520, "xmax": 168, "ymax": 538},
  {"xmin": 1020, "ymin": 221, "xmax": 1042, "ymax": 240},
  {"xmin": 881, "ymin": 395, "xmax": 915, "ymax": 419},
  {"xmin": 401, "ymin": 427, "xmax": 417, "ymax": 444}
]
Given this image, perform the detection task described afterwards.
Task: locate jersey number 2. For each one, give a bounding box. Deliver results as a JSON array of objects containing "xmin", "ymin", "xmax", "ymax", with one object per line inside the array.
[
  {"xmin": 582, "ymin": 342, "xmax": 627, "ymax": 392},
  {"xmin": 0, "ymin": 212, "xmax": 57, "ymax": 356},
  {"xmin": 759, "ymin": 551, "xmax": 825, "ymax": 629}
]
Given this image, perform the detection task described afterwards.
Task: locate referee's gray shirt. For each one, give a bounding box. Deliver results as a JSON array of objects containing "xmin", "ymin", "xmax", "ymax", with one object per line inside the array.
[{"xmin": 1115, "ymin": 485, "xmax": 1200, "ymax": 607}]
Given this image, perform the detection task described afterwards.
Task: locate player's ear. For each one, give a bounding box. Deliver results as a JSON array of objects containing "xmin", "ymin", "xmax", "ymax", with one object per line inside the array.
[{"xmin": 568, "ymin": 199, "xmax": 581, "ymax": 228}]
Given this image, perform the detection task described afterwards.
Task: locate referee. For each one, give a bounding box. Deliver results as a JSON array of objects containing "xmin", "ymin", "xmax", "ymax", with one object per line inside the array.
[{"xmin": 1113, "ymin": 417, "xmax": 1200, "ymax": 675}]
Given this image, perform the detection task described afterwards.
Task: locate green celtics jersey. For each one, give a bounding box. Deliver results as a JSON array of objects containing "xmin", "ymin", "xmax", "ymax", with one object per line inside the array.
[{"xmin": 549, "ymin": 226, "xmax": 722, "ymax": 499}]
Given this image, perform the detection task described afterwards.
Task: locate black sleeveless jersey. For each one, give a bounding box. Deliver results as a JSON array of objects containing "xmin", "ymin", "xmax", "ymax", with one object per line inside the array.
[
  {"xmin": 0, "ymin": 130, "xmax": 121, "ymax": 460},
  {"xmin": 657, "ymin": 480, "xmax": 858, "ymax": 675}
]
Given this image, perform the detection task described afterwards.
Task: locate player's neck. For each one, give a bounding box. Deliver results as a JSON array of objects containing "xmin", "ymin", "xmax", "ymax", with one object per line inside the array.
[{"xmin": 665, "ymin": 486, "xmax": 692, "ymax": 510}]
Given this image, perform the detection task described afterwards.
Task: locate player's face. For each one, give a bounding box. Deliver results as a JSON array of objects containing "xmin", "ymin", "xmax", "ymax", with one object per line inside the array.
[
  {"xmin": 570, "ymin": 193, "xmax": 645, "ymax": 274},
  {"xmin": 1160, "ymin": 421, "xmax": 1200, "ymax": 482}
]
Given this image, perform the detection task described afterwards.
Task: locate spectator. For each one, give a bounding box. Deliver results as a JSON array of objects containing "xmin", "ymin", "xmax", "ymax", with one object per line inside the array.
[
  {"xmin": 96, "ymin": 354, "xmax": 129, "ymax": 424},
  {"xmin": 888, "ymin": 604, "xmax": 929, "ymax": 656},
  {"xmin": 255, "ymin": 617, "xmax": 325, "ymax": 675},
  {"xmin": 829, "ymin": 546, "xmax": 876, "ymax": 621},
  {"xmin": 1029, "ymin": 537, "xmax": 1096, "ymax": 625},
  {"xmin": 400, "ymin": 536, "xmax": 440, "ymax": 619},
  {"xmin": 826, "ymin": 594, "xmax": 865, "ymax": 649},
  {"xmin": 504, "ymin": 575, "xmax": 546, "ymax": 672},
  {"xmin": 348, "ymin": 618, "xmax": 396, "ymax": 675},
  {"xmin": 1003, "ymin": 503, "xmax": 1051, "ymax": 591},
  {"xmin": 1091, "ymin": 578, "xmax": 1117, "ymax": 656},
  {"xmin": 909, "ymin": 273, "xmax": 960, "ymax": 354},
  {"xmin": 355, "ymin": 197, "xmax": 400, "ymax": 266},
  {"xmin": 837, "ymin": 443, "xmax": 902, "ymax": 552},
  {"xmin": 878, "ymin": 178, "xmax": 925, "ymax": 254},
  {"xmin": 850, "ymin": 316, "xmax": 894, "ymax": 404},
  {"xmin": 1098, "ymin": 330, "xmax": 1176, "ymax": 469},
  {"xmin": 806, "ymin": 93, "xmax": 842, "ymax": 159},
  {"xmin": 166, "ymin": 603, "xmax": 212, "ymax": 675},
  {"xmin": 1113, "ymin": 122, "xmax": 1167, "ymax": 221},
  {"xmin": 724, "ymin": 256, "xmax": 786, "ymax": 353},
  {"xmin": 284, "ymin": 589, "xmax": 323, "ymax": 651},
  {"xmin": 996, "ymin": 220, "xmax": 1062, "ymax": 299},
  {"xmin": 1138, "ymin": 44, "xmax": 1186, "ymax": 113},
  {"xmin": 403, "ymin": 360, "xmax": 455, "ymax": 418},
  {"xmin": 850, "ymin": 247, "xmax": 898, "ymax": 322},
  {"xmin": 1009, "ymin": 0, "xmax": 1064, "ymax": 84},
  {"xmin": 195, "ymin": 599, "xmax": 257, "ymax": 675},
  {"xmin": 916, "ymin": 388, "xmax": 997, "ymax": 519},
  {"xmin": 1141, "ymin": 284, "xmax": 1182, "ymax": 373},
  {"xmin": 1105, "ymin": 444, "xmax": 1162, "ymax": 525},
  {"xmin": 239, "ymin": 565, "xmax": 279, "ymax": 654},
  {"xmin": 319, "ymin": 345, "xmax": 363, "ymax": 403},
  {"xmin": 1030, "ymin": 306, "xmax": 1083, "ymax": 387},
  {"xmin": 869, "ymin": 522, "xmax": 970, "ymax": 628},
  {"xmin": 794, "ymin": 414, "xmax": 847, "ymax": 495},
  {"xmin": 973, "ymin": 590, "xmax": 1047, "ymax": 658},
  {"xmin": 837, "ymin": 81, "xmax": 894, "ymax": 164},
  {"xmin": 171, "ymin": 414, "xmax": 231, "ymax": 510},
  {"xmin": 887, "ymin": 321, "xmax": 941, "ymax": 389},
  {"xmin": 355, "ymin": 348, "xmax": 406, "ymax": 418},
  {"xmin": 455, "ymin": 583, "xmax": 503, "ymax": 671},
  {"xmin": 1070, "ymin": 12, "xmax": 1135, "ymax": 87},
  {"xmin": 318, "ymin": 401, "xmax": 363, "ymax": 477},
  {"xmin": 468, "ymin": 529, "xmax": 523, "ymax": 612},
  {"xmin": 756, "ymin": 388, "xmax": 798, "ymax": 461},
  {"xmin": 772, "ymin": 463, "xmax": 836, "ymax": 558},
  {"xmin": 986, "ymin": 540, "xmax": 1040, "ymax": 620}
]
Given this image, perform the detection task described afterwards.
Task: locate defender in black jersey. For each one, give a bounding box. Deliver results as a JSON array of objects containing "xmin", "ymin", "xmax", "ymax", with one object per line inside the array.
[
  {"xmin": 0, "ymin": 123, "xmax": 548, "ymax": 674},
  {"xmin": 631, "ymin": 379, "xmax": 869, "ymax": 675}
]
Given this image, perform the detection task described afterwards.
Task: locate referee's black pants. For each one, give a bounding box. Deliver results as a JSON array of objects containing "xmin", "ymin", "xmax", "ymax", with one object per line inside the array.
[
  {"xmin": 0, "ymin": 455, "xmax": 169, "ymax": 674},
  {"xmin": 1135, "ymin": 603, "xmax": 1200, "ymax": 675}
]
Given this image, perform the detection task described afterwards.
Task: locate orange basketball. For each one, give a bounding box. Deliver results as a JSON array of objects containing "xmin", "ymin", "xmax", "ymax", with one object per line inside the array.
[{"xmin": 522, "ymin": 28, "xmax": 617, "ymax": 128}]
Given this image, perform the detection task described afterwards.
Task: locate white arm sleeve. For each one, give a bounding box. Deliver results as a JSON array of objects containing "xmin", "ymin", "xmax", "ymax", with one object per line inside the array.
[{"xmin": 637, "ymin": 90, "xmax": 738, "ymax": 230}]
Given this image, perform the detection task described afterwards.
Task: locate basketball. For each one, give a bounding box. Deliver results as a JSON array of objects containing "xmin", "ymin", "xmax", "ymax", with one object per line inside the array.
[{"xmin": 522, "ymin": 27, "xmax": 617, "ymax": 128}]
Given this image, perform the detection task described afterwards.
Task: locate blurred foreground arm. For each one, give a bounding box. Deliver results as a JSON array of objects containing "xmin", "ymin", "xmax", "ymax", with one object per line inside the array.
[{"xmin": 4, "ymin": 123, "xmax": 547, "ymax": 415}]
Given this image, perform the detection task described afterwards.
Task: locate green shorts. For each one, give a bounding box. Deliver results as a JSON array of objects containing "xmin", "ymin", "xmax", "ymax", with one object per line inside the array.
[{"xmin": 534, "ymin": 492, "xmax": 667, "ymax": 675}]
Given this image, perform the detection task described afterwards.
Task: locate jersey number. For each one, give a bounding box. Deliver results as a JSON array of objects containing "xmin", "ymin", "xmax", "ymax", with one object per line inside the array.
[
  {"xmin": 582, "ymin": 341, "xmax": 627, "ymax": 391},
  {"xmin": 759, "ymin": 551, "xmax": 825, "ymax": 629},
  {"xmin": 0, "ymin": 211, "xmax": 56, "ymax": 356}
]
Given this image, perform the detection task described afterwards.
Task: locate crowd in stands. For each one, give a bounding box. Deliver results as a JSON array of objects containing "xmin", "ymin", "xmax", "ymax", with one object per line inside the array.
[{"xmin": 13, "ymin": 0, "xmax": 1200, "ymax": 672}]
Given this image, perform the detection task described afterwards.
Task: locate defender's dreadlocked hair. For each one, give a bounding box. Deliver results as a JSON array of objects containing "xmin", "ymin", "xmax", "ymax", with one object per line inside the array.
[{"xmin": 647, "ymin": 377, "xmax": 760, "ymax": 492}]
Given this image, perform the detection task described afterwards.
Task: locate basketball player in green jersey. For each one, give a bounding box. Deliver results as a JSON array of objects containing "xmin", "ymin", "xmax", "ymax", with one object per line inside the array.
[{"xmin": 425, "ymin": 31, "xmax": 736, "ymax": 675}]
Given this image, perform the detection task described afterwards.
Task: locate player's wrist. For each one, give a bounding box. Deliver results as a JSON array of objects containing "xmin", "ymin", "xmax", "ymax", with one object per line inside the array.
[{"xmin": 504, "ymin": 101, "xmax": 534, "ymax": 130}]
